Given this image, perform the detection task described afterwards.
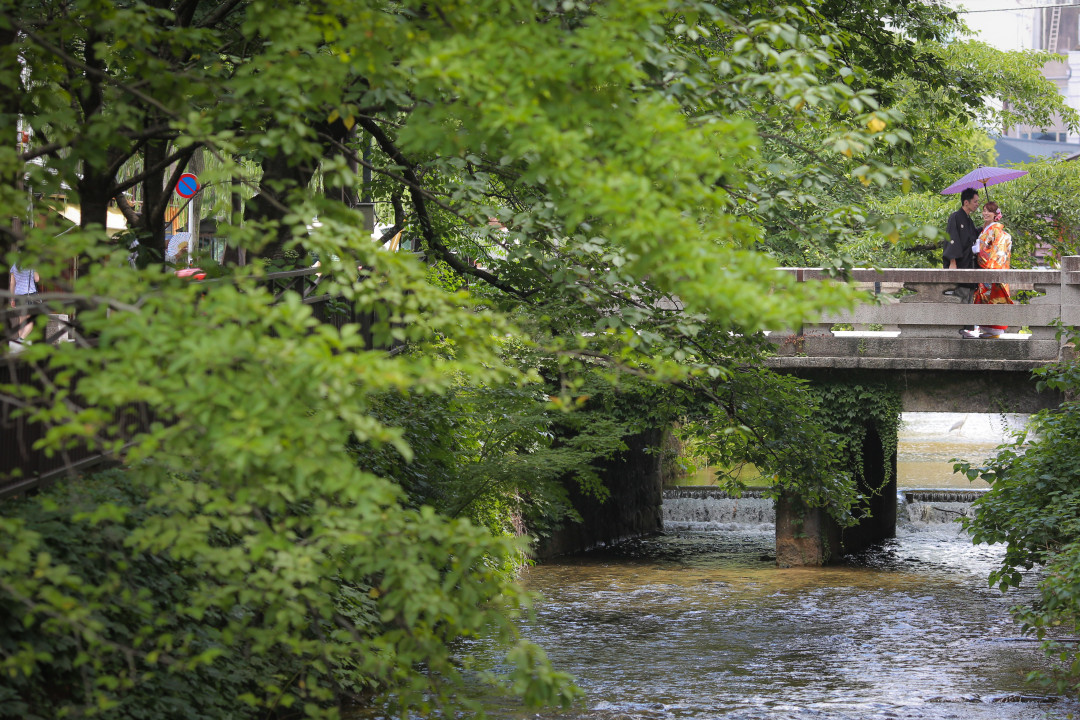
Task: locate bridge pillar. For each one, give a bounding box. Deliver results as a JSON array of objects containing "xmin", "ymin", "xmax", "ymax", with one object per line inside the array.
[
  {"xmin": 776, "ymin": 492, "xmax": 841, "ymax": 567},
  {"xmin": 776, "ymin": 421, "xmax": 897, "ymax": 566}
]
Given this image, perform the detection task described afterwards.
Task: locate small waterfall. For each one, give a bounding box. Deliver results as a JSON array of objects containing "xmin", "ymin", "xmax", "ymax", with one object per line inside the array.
[
  {"xmin": 901, "ymin": 489, "xmax": 986, "ymax": 503},
  {"xmin": 898, "ymin": 488, "xmax": 987, "ymax": 526},
  {"xmin": 663, "ymin": 487, "xmax": 988, "ymax": 530},
  {"xmin": 662, "ymin": 487, "xmax": 775, "ymax": 529}
]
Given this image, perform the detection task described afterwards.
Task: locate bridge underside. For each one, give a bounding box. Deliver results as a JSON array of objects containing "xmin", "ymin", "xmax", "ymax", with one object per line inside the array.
[{"xmin": 768, "ymin": 364, "xmax": 1064, "ymax": 414}]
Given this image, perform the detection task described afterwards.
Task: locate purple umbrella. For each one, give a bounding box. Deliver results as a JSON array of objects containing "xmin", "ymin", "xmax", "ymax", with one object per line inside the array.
[{"xmin": 940, "ymin": 166, "xmax": 1028, "ymax": 197}]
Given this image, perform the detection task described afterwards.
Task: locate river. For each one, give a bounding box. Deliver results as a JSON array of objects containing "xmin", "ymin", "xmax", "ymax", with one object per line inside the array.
[
  {"xmin": 895, "ymin": 412, "xmax": 1028, "ymax": 490},
  {"xmin": 497, "ymin": 525, "xmax": 1070, "ymax": 719},
  {"xmin": 467, "ymin": 413, "xmax": 1077, "ymax": 719},
  {"xmin": 350, "ymin": 413, "xmax": 1077, "ymax": 719}
]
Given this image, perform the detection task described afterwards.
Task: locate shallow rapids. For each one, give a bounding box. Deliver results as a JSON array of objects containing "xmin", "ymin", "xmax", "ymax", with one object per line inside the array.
[
  {"xmin": 487, "ymin": 517, "xmax": 1077, "ymax": 720},
  {"xmin": 351, "ymin": 413, "xmax": 1072, "ymax": 719}
]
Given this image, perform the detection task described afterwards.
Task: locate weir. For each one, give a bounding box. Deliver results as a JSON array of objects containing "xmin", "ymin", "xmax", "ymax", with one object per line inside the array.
[
  {"xmin": 661, "ymin": 487, "xmax": 776, "ymax": 526},
  {"xmin": 662, "ymin": 486, "xmax": 988, "ymax": 535}
]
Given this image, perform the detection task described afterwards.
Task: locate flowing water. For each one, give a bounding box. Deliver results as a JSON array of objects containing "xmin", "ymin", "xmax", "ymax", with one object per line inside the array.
[
  {"xmin": 352, "ymin": 414, "xmax": 1076, "ymax": 719},
  {"xmin": 896, "ymin": 412, "xmax": 1029, "ymax": 490},
  {"xmin": 463, "ymin": 413, "xmax": 1076, "ymax": 719},
  {"xmin": 484, "ymin": 517, "xmax": 1073, "ymax": 719}
]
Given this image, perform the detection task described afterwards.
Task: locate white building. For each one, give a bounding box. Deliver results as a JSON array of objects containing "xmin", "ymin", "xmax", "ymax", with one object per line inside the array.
[{"xmin": 950, "ymin": 0, "xmax": 1080, "ymax": 159}]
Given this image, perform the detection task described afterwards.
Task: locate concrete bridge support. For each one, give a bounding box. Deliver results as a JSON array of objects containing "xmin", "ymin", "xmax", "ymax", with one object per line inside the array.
[
  {"xmin": 776, "ymin": 422, "xmax": 897, "ymax": 567},
  {"xmin": 535, "ymin": 427, "xmax": 664, "ymax": 559},
  {"xmin": 775, "ymin": 493, "xmax": 841, "ymax": 567}
]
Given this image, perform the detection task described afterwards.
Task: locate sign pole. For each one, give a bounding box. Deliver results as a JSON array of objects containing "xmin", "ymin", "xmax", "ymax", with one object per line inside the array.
[
  {"xmin": 187, "ymin": 200, "xmax": 194, "ymax": 266},
  {"xmin": 175, "ymin": 173, "xmax": 200, "ymax": 266}
]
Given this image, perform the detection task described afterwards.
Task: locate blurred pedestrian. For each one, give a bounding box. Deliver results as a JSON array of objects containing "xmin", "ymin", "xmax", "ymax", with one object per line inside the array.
[{"xmin": 8, "ymin": 262, "xmax": 40, "ymax": 345}]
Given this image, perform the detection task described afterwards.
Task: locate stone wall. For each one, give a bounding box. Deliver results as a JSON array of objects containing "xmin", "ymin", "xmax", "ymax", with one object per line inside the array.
[{"xmin": 535, "ymin": 427, "xmax": 664, "ymax": 559}]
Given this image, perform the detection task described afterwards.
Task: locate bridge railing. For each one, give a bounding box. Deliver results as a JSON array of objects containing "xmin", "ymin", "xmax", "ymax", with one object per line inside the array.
[{"xmin": 770, "ymin": 256, "xmax": 1080, "ymax": 368}]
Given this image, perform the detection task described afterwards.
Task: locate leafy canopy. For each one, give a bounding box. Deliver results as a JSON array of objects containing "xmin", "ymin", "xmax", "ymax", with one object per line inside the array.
[{"xmin": 1, "ymin": 0, "xmax": 1073, "ymax": 715}]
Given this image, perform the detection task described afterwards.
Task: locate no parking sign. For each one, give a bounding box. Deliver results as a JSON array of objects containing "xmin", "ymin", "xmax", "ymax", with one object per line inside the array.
[{"xmin": 176, "ymin": 173, "xmax": 199, "ymax": 198}]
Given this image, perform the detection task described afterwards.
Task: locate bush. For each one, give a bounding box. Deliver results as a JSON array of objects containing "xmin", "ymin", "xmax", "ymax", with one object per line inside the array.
[
  {"xmin": 960, "ymin": 327, "xmax": 1080, "ymax": 694},
  {"xmin": 0, "ymin": 470, "xmax": 301, "ymax": 719},
  {"xmin": 0, "ymin": 467, "xmax": 580, "ymax": 719}
]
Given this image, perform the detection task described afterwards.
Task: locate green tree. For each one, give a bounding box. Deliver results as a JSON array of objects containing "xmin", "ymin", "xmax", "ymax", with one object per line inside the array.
[
  {"xmin": 3, "ymin": 0, "xmax": 1077, "ymax": 715},
  {"xmin": 960, "ymin": 329, "xmax": 1080, "ymax": 694},
  {"xmin": 0, "ymin": 0, "xmax": 856, "ymax": 716},
  {"xmin": 849, "ymin": 36, "xmax": 1080, "ymax": 268},
  {"xmin": 666, "ymin": 3, "xmax": 1080, "ymax": 268}
]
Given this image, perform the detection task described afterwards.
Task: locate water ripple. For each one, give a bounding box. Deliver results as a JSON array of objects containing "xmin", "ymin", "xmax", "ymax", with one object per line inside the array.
[{"xmin": 495, "ymin": 526, "xmax": 1077, "ymax": 720}]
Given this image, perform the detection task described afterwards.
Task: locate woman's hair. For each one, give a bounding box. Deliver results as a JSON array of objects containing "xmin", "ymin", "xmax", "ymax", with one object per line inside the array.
[{"xmin": 984, "ymin": 201, "xmax": 1003, "ymax": 221}]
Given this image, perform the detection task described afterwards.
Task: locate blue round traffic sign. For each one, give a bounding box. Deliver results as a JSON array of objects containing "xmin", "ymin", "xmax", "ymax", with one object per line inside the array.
[{"xmin": 176, "ymin": 173, "xmax": 199, "ymax": 198}]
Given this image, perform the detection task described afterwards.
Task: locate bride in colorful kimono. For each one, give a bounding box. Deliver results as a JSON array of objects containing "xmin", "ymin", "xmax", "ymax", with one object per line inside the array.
[{"xmin": 964, "ymin": 201, "xmax": 1013, "ymax": 339}]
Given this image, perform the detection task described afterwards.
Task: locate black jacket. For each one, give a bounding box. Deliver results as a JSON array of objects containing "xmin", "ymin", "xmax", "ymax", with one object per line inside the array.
[{"xmin": 943, "ymin": 208, "xmax": 980, "ymax": 269}]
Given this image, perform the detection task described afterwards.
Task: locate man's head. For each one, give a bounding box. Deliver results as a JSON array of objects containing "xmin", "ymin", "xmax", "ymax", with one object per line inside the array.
[{"xmin": 960, "ymin": 188, "xmax": 980, "ymax": 214}]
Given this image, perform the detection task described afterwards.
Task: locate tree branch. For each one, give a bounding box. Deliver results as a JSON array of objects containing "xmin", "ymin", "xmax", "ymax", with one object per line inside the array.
[
  {"xmin": 8, "ymin": 16, "xmax": 180, "ymax": 119},
  {"xmin": 197, "ymin": 0, "xmax": 250, "ymax": 29},
  {"xmin": 114, "ymin": 142, "xmax": 202, "ymax": 197},
  {"xmin": 352, "ymin": 119, "xmax": 535, "ymax": 300}
]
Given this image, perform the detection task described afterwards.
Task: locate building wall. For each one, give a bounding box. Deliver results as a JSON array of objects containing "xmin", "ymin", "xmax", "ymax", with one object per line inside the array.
[{"xmin": 955, "ymin": 1, "xmax": 1080, "ymax": 150}]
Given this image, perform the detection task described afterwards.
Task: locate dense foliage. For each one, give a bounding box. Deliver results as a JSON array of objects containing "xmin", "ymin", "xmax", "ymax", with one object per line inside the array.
[
  {"xmin": 1, "ymin": 467, "xmax": 583, "ymax": 718},
  {"xmin": 1, "ymin": 0, "xmax": 1075, "ymax": 715},
  {"xmin": 677, "ymin": 376, "xmax": 902, "ymax": 527},
  {"xmin": 662, "ymin": 1, "xmax": 1080, "ymax": 269},
  {"xmin": 960, "ymin": 329, "xmax": 1080, "ymax": 694},
  {"xmin": 869, "ymin": 159, "xmax": 1080, "ymax": 269}
]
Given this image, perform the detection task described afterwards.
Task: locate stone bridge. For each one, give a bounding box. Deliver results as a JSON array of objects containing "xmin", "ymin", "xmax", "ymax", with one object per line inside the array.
[
  {"xmin": 765, "ymin": 256, "xmax": 1080, "ymax": 413},
  {"xmin": 756, "ymin": 257, "xmax": 1080, "ymax": 565},
  {"xmin": 548, "ymin": 259, "xmax": 1080, "ymax": 565}
]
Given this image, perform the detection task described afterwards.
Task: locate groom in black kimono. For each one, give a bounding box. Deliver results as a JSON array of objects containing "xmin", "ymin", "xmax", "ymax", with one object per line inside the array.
[{"xmin": 943, "ymin": 187, "xmax": 981, "ymax": 335}]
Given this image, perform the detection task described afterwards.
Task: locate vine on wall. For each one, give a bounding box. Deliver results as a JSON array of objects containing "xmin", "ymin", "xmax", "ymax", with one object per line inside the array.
[{"xmin": 807, "ymin": 381, "xmax": 903, "ymax": 492}]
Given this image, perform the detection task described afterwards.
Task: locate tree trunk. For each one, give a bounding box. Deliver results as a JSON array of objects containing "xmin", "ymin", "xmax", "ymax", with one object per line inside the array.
[
  {"xmin": 141, "ymin": 137, "xmax": 169, "ymax": 264},
  {"xmin": 78, "ymin": 170, "xmax": 112, "ymax": 232},
  {"xmin": 223, "ymin": 171, "xmax": 245, "ymax": 266},
  {"xmin": 0, "ymin": 20, "xmax": 21, "ymax": 256},
  {"xmin": 245, "ymin": 151, "xmax": 314, "ymax": 261},
  {"xmin": 245, "ymin": 117, "xmax": 353, "ymax": 261}
]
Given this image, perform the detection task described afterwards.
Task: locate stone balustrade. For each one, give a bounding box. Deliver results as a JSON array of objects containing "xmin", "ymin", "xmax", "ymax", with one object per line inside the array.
[{"xmin": 768, "ymin": 256, "xmax": 1080, "ymax": 371}]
